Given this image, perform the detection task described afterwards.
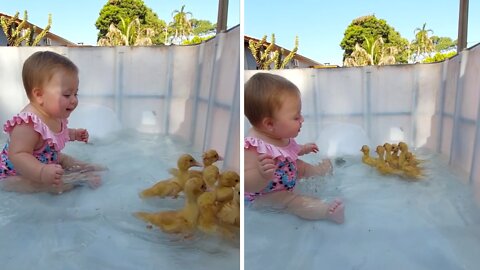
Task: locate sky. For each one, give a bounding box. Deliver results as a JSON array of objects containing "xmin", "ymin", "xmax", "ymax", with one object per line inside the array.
[
  {"xmin": 0, "ymin": 0, "xmax": 240, "ymax": 46},
  {"xmin": 245, "ymin": 0, "xmax": 480, "ymax": 65}
]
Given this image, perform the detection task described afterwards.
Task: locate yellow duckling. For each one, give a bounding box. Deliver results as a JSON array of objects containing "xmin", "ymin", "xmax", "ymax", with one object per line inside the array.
[
  {"xmin": 203, "ymin": 165, "xmax": 220, "ymax": 191},
  {"xmin": 135, "ymin": 177, "xmax": 206, "ymax": 236},
  {"xmin": 215, "ymin": 171, "xmax": 240, "ymax": 203},
  {"xmin": 217, "ymin": 182, "xmax": 240, "ymax": 227},
  {"xmin": 383, "ymin": 143, "xmax": 399, "ymax": 169},
  {"xmin": 196, "ymin": 190, "xmax": 220, "ymax": 234},
  {"xmin": 140, "ymin": 154, "xmax": 201, "ymax": 198},
  {"xmin": 169, "ymin": 149, "xmax": 223, "ymax": 178},
  {"xmin": 360, "ymin": 145, "xmax": 378, "ymax": 167},
  {"xmin": 375, "ymin": 146, "xmax": 402, "ymax": 176},
  {"xmin": 202, "ymin": 149, "xmax": 223, "ymax": 167},
  {"xmin": 397, "ymin": 142, "xmax": 409, "ymax": 169}
]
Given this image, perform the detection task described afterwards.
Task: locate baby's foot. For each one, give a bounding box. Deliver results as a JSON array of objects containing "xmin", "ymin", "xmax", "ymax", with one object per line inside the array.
[
  {"xmin": 86, "ymin": 174, "xmax": 102, "ymax": 189},
  {"xmin": 326, "ymin": 199, "xmax": 344, "ymax": 224}
]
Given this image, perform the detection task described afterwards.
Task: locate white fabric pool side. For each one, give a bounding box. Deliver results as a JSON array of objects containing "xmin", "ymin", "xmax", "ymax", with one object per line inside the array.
[{"xmin": 0, "ymin": 26, "xmax": 240, "ymax": 172}]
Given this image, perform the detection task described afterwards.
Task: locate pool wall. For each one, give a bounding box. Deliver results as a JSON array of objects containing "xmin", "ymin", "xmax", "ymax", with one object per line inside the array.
[
  {"xmin": 245, "ymin": 43, "xmax": 480, "ymax": 189},
  {"xmin": 0, "ymin": 26, "xmax": 240, "ymax": 171}
]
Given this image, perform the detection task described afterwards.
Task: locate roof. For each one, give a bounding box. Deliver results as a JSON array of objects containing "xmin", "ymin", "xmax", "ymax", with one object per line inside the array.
[
  {"xmin": 0, "ymin": 12, "xmax": 78, "ymax": 46},
  {"xmin": 244, "ymin": 34, "xmax": 322, "ymax": 67}
]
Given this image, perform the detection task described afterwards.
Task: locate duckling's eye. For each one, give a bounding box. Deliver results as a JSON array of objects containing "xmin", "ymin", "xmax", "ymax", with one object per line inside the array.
[{"xmin": 190, "ymin": 158, "xmax": 194, "ymax": 162}]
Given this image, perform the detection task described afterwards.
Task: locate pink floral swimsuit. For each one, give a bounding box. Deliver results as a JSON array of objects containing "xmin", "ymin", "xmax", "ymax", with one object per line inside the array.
[
  {"xmin": 0, "ymin": 112, "xmax": 69, "ymax": 179},
  {"xmin": 244, "ymin": 136, "xmax": 301, "ymax": 202}
]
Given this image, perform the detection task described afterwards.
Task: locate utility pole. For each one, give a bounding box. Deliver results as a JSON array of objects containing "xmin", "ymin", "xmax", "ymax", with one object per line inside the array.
[
  {"xmin": 216, "ymin": 0, "xmax": 228, "ymax": 33},
  {"xmin": 457, "ymin": 0, "xmax": 469, "ymax": 52}
]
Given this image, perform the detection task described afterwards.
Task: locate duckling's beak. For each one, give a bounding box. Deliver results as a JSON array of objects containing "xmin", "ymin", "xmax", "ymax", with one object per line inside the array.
[
  {"xmin": 218, "ymin": 155, "xmax": 224, "ymax": 161},
  {"xmin": 192, "ymin": 160, "xmax": 202, "ymax": 167}
]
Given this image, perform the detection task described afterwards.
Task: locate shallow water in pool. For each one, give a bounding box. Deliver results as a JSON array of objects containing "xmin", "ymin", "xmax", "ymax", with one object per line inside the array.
[{"xmin": 245, "ymin": 151, "xmax": 480, "ymax": 270}]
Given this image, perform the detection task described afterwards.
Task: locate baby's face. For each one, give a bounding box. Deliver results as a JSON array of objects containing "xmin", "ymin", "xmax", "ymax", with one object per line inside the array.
[
  {"xmin": 271, "ymin": 93, "xmax": 303, "ymax": 139},
  {"xmin": 40, "ymin": 69, "xmax": 79, "ymax": 119}
]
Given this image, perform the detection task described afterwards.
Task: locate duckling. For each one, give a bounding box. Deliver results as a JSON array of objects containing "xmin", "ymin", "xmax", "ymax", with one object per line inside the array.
[
  {"xmin": 140, "ymin": 154, "xmax": 201, "ymax": 198},
  {"xmin": 203, "ymin": 165, "xmax": 220, "ymax": 191},
  {"xmin": 169, "ymin": 149, "xmax": 223, "ymax": 178},
  {"xmin": 383, "ymin": 143, "xmax": 399, "ymax": 169},
  {"xmin": 196, "ymin": 190, "xmax": 220, "ymax": 234},
  {"xmin": 135, "ymin": 177, "xmax": 206, "ymax": 235},
  {"xmin": 375, "ymin": 146, "xmax": 402, "ymax": 176},
  {"xmin": 360, "ymin": 145, "xmax": 378, "ymax": 167},
  {"xmin": 215, "ymin": 171, "xmax": 240, "ymax": 203},
  {"xmin": 202, "ymin": 149, "xmax": 223, "ymax": 167},
  {"xmin": 215, "ymin": 182, "xmax": 240, "ymax": 241},
  {"xmin": 397, "ymin": 142, "xmax": 409, "ymax": 169},
  {"xmin": 217, "ymin": 183, "xmax": 240, "ymax": 227}
]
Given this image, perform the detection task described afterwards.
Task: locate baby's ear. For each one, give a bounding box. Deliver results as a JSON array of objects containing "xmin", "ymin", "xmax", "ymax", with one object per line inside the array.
[
  {"xmin": 261, "ymin": 117, "xmax": 274, "ymax": 131},
  {"xmin": 31, "ymin": 87, "xmax": 44, "ymax": 104}
]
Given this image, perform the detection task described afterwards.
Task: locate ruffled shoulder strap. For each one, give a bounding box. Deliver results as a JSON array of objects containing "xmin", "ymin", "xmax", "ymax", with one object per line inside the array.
[
  {"xmin": 244, "ymin": 136, "xmax": 301, "ymax": 160},
  {"xmin": 3, "ymin": 112, "xmax": 70, "ymax": 151}
]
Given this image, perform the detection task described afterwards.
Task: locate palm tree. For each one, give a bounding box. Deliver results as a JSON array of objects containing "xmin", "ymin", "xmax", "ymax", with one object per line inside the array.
[
  {"xmin": 170, "ymin": 5, "xmax": 193, "ymax": 44},
  {"xmin": 411, "ymin": 23, "xmax": 434, "ymax": 62}
]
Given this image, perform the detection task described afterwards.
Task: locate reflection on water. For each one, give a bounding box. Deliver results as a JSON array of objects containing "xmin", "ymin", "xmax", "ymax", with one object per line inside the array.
[
  {"xmin": 0, "ymin": 129, "xmax": 239, "ymax": 270},
  {"xmin": 245, "ymin": 151, "xmax": 480, "ymax": 270}
]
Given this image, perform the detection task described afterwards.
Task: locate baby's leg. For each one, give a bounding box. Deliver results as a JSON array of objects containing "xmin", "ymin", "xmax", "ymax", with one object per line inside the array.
[
  {"xmin": 285, "ymin": 195, "xmax": 344, "ymax": 223},
  {"xmin": 1, "ymin": 175, "xmax": 73, "ymax": 194},
  {"xmin": 62, "ymin": 170, "xmax": 102, "ymax": 189},
  {"xmin": 59, "ymin": 153, "xmax": 108, "ymax": 173},
  {"xmin": 297, "ymin": 159, "xmax": 332, "ymax": 179}
]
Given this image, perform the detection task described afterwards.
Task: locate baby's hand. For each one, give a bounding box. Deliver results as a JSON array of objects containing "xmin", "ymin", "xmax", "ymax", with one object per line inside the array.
[
  {"xmin": 318, "ymin": 158, "xmax": 333, "ymax": 175},
  {"xmin": 75, "ymin": 129, "xmax": 89, "ymax": 143},
  {"xmin": 257, "ymin": 153, "xmax": 275, "ymax": 180},
  {"xmin": 302, "ymin": 143, "xmax": 319, "ymax": 155},
  {"xmin": 40, "ymin": 164, "xmax": 64, "ymax": 188}
]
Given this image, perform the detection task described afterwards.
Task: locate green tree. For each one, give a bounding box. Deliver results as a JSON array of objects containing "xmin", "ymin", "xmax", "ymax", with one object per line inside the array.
[
  {"xmin": 423, "ymin": 51, "xmax": 457, "ymax": 63},
  {"xmin": 95, "ymin": 0, "xmax": 166, "ymax": 44},
  {"xmin": 190, "ymin": 19, "xmax": 216, "ymax": 36},
  {"xmin": 340, "ymin": 15, "xmax": 409, "ymax": 65},
  {"xmin": 1, "ymin": 11, "xmax": 51, "ymax": 46},
  {"xmin": 431, "ymin": 36, "xmax": 456, "ymax": 52}
]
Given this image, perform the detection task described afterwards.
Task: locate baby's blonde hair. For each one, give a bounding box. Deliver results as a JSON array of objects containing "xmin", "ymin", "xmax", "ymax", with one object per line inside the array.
[
  {"xmin": 244, "ymin": 73, "xmax": 300, "ymax": 127},
  {"xmin": 22, "ymin": 51, "xmax": 78, "ymax": 99}
]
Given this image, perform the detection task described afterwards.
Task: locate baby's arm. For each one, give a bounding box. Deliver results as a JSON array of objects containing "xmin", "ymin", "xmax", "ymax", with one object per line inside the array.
[
  {"xmin": 244, "ymin": 148, "xmax": 275, "ymax": 192},
  {"xmin": 69, "ymin": 128, "xmax": 89, "ymax": 143},
  {"xmin": 8, "ymin": 124, "xmax": 64, "ymax": 187},
  {"xmin": 298, "ymin": 143, "xmax": 319, "ymax": 156}
]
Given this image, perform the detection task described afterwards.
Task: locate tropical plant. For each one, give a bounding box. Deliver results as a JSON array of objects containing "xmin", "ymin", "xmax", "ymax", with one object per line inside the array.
[
  {"xmin": 97, "ymin": 16, "xmax": 154, "ymax": 46},
  {"xmin": 169, "ymin": 5, "xmax": 193, "ymax": 44},
  {"xmin": 248, "ymin": 34, "xmax": 298, "ymax": 70},
  {"xmin": 410, "ymin": 23, "xmax": 435, "ymax": 62},
  {"xmin": 344, "ymin": 36, "xmax": 397, "ymax": 67},
  {"xmin": 0, "ymin": 11, "xmax": 51, "ymax": 46}
]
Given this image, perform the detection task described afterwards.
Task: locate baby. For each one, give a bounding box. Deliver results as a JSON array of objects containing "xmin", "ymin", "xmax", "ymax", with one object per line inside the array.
[
  {"xmin": 244, "ymin": 72, "xmax": 344, "ymax": 223},
  {"xmin": 0, "ymin": 51, "xmax": 106, "ymax": 194}
]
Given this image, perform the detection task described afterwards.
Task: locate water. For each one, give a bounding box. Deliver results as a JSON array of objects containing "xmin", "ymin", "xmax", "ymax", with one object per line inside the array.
[
  {"xmin": 245, "ymin": 150, "xmax": 480, "ymax": 270},
  {"xmin": 0, "ymin": 130, "xmax": 239, "ymax": 270}
]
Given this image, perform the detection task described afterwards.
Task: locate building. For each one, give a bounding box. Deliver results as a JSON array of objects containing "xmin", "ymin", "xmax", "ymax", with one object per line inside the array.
[
  {"xmin": 244, "ymin": 35, "xmax": 322, "ymax": 70},
  {"xmin": 0, "ymin": 12, "xmax": 77, "ymax": 46}
]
